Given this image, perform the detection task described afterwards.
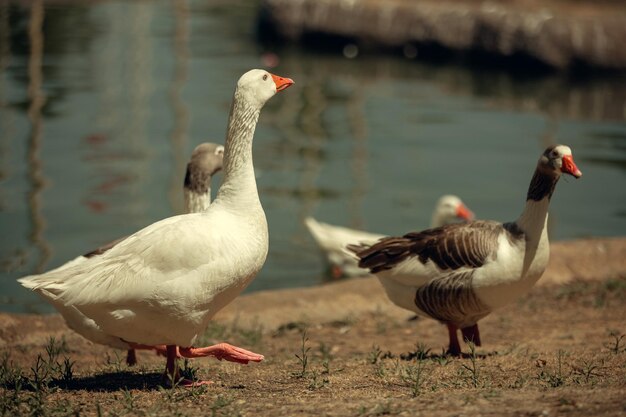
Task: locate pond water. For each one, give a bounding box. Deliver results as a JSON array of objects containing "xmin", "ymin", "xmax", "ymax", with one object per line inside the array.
[{"xmin": 0, "ymin": 1, "xmax": 625, "ymax": 313}]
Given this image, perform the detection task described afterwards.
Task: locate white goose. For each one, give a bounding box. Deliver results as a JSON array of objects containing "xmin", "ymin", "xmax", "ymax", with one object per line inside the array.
[
  {"xmin": 18, "ymin": 69, "xmax": 294, "ymax": 385},
  {"xmin": 348, "ymin": 145, "xmax": 582, "ymax": 355},
  {"xmin": 20, "ymin": 143, "xmax": 224, "ymax": 367},
  {"xmin": 305, "ymin": 195, "xmax": 474, "ymax": 278}
]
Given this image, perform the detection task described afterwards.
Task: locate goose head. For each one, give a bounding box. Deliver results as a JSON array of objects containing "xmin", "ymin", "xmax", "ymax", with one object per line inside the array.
[
  {"xmin": 431, "ymin": 195, "xmax": 475, "ymax": 227},
  {"xmin": 236, "ymin": 69, "xmax": 294, "ymax": 109},
  {"xmin": 539, "ymin": 145, "xmax": 582, "ymax": 179},
  {"xmin": 184, "ymin": 142, "xmax": 225, "ymax": 194}
]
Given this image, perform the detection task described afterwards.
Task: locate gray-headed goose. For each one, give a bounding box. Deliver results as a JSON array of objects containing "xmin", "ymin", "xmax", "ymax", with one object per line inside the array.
[
  {"xmin": 349, "ymin": 145, "xmax": 582, "ymax": 355},
  {"xmin": 19, "ymin": 70, "xmax": 294, "ymax": 385}
]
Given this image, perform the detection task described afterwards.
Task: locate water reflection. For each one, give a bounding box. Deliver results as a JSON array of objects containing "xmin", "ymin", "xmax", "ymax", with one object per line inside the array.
[
  {"xmin": 0, "ymin": 4, "xmax": 11, "ymax": 202},
  {"xmin": 278, "ymin": 52, "xmax": 626, "ymax": 123},
  {"xmin": 26, "ymin": 0, "xmax": 49, "ymax": 273},
  {"xmin": 167, "ymin": 0, "xmax": 191, "ymax": 215}
]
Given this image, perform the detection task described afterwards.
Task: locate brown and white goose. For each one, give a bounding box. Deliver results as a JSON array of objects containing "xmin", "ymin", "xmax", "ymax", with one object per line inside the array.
[
  {"xmin": 20, "ymin": 142, "xmax": 224, "ymax": 366},
  {"xmin": 348, "ymin": 145, "xmax": 582, "ymax": 355}
]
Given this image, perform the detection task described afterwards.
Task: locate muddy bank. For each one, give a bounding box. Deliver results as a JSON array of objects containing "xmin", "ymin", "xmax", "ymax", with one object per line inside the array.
[{"xmin": 259, "ymin": 0, "xmax": 626, "ymax": 70}]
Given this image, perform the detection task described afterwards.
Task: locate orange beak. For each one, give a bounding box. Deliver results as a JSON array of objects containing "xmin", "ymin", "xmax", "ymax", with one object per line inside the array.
[
  {"xmin": 271, "ymin": 73, "xmax": 294, "ymax": 92},
  {"xmin": 561, "ymin": 155, "xmax": 582, "ymax": 178},
  {"xmin": 456, "ymin": 203, "xmax": 475, "ymax": 221}
]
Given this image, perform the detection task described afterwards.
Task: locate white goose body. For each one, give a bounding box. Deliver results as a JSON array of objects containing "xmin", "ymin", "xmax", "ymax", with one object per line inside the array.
[
  {"xmin": 59, "ymin": 206, "xmax": 268, "ymax": 346},
  {"xmin": 306, "ymin": 195, "xmax": 474, "ymax": 278},
  {"xmin": 19, "ymin": 70, "xmax": 294, "ymax": 353},
  {"xmin": 350, "ymin": 145, "xmax": 582, "ymax": 354},
  {"xmin": 19, "ymin": 143, "xmax": 225, "ymax": 350}
]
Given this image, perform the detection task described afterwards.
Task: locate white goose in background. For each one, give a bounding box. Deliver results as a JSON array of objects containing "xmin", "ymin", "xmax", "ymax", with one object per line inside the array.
[
  {"xmin": 305, "ymin": 195, "xmax": 474, "ymax": 279},
  {"xmin": 19, "ymin": 69, "xmax": 294, "ymax": 385},
  {"xmin": 20, "ymin": 143, "xmax": 224, "ymax": 367},
  {"xmin": 348, "ymin": 145, "xmax": 582, "ymax": 355}
]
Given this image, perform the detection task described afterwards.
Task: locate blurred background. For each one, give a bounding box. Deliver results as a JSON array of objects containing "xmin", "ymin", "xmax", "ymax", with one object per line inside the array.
[{"xmin": 0, "ymin": 0, "xmax": 624, "ymax": 313}]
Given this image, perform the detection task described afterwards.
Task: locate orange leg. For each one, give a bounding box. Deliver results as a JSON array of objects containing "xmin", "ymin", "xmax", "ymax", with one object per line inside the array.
[{"xmin": 179, "ymin": 343, "xmax": 264, "ymax": 364}]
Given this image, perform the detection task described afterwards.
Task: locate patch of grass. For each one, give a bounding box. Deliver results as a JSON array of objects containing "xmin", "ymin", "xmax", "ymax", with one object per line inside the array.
[
  {"xmin": 120, "ymin": 388, "xmax": 135, "ymax": 412},
  {"xmin": 368, "ymin": 345, "xmax": 394, "ymax": 379},
  {"xmin": 0, "ymin": 376, "xmax": 24, "ymax": 415},
  {"xmin": 180, "ymin": 359, "xmax": 199, "ymax": 382},
  {"xmin": 459, "ymin": 342, "xmax": 481, "ymax": 388},
  {"xmin": 294, "ymin": 328, "xmax": 311, "ymax": 378},
  {"xmin": 368, "ymin": 345, "xmax": 383, "ymax": 365},
  {"xmin": 400, "ymin": 355, "xmax": 428, "ymax": 397},
  {"xmin": 373, "ymin": 361, "xmax": 386, "ymax": 379},
  {"xmin": 604, "ymin": 330, "xmax": 625, "ymax": 354},
  {"xmin": 307, "ymin": 342, "xmax": 335, "ymax": 390},
  {"xmin": 0, "ymin": 337, "xmax": 80, "ymax": 415},
  {"xmin": 29, "ymin": 337, "xmax": 75, "ymax": 389},
  {"xmin": 0, "ymin": 352, "xmax": 24, "ymax": 389},
  {"xmin": 537, "ymin": 349, "xmax": 568, "ymax": 388},
  {"xmin": 432, "ymin": 351, "xmax": 451, "ymax": 367},
  {"xmin": 307, "ymin": 369, "xmax": 329, "ymax": 390},
  {"xmin": 572, "ymin": 357, "xmax": 604, "ymax": 385}
]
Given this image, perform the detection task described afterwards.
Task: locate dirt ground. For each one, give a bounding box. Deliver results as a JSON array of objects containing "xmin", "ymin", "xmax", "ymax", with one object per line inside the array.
[{"xmin": 0, "ymin": 238, "xmax": 625, "ymax": 416}]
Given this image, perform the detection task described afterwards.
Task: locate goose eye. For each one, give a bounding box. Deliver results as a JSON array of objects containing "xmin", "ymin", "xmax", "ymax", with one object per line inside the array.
[{"xmin": 263, "ymin": 74, "xmax": 268, "ymax": 81}]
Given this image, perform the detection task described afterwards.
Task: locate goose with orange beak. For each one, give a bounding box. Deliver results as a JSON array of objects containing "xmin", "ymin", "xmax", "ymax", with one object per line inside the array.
[
  {"xmin": 18, "ymin": 69, "xmax": 294, "ymax": 386},
  {"xmin": 349, "ymin": 145, "xmax": 582, "ymax": 355}
]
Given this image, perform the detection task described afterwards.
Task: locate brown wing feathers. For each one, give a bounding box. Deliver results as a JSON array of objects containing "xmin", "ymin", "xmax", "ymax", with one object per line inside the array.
[
  {"xmin": 350, "ymin": 221, "xmax": 504, "ymax": 273},
  {"xmin": 348, "ymin": 237, "xmax": 413, "ymax": 273}
]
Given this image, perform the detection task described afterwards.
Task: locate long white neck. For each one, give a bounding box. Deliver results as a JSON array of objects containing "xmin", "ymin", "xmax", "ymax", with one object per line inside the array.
[
  {"xmin": 213, "ymin": 90, "xmax": 261, "ymax": 210},
  {"xmin": 184, "ymin": 186, "xmax": 212, "ymax": 214},
  {"xmin": 515, "ymin": 197, "xmax": 550, "ymax": 244},
  {"xmin": 513, "ymin": 167, "xmax": 561, "ymax": 285}
]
